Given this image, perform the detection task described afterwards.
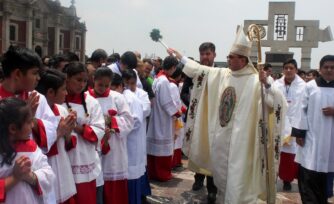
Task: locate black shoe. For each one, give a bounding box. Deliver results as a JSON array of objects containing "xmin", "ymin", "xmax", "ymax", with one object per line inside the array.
[
  {"xmin": 192, "ymin": 181, "xmax": 204, "ymax": 191},
  {"xmin": 283, "ymin": 181, "xmax": 292, "ymax": 191},
  {"xmin": 207, "ymin": 192, "xmax": 217, "ymax": 204},
  {"xmin": 172, "ymin": 166, "xmax": 185, "ymax": 172}
]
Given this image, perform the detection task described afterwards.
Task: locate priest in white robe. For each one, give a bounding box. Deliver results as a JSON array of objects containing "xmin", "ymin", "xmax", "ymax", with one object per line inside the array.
[
  {"xmin": 168, "ymin": 27, "xmax": 287, "ymax": 204},
  {"xmin": 291, "ymin": 55, "xmax": 334, "ymax": 204}
]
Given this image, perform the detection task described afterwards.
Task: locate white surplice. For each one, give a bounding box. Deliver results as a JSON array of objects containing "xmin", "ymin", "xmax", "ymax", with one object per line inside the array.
[
  {"xmin": 272, "ymin": 75, "xmax": 306, "ymax": 154},
  {"xmin": 108, "ymin": 62, "xmax": 122, "ymax": 76},
  {"xmin": 133, "ymin": 88, "xmax": 151, "ymax": 166},
  {"xmin": 62, "ymin": 94, "xmax": 105, "ymax": 183},
  {"xmin": 34, "ymin": 93, "xmax": 58, "ymax": 154},
  {"xmin": 88, "ymin": 89, "xmax": 134, "ymax": 181},
  {"xmin": 133, "ymin": 69, "xmax": 144, "ymax": 89},
  {"xmin": 0, "ymin": 140, "xmax": 55, "ymax": 204},
  {"xmin": 123, "ymin": 89, "xmax": 146, "ymax": 180},
  {"xmin": 292, "ymin": 78, "xmax": 334, "ymax": 173},
  {"xmin": 147, "ymin": 74, "xmax": 179, "ymax": 156},
  {"xmin": 47, "ymin": 104, "xmax": 77, "ymax": 203}
]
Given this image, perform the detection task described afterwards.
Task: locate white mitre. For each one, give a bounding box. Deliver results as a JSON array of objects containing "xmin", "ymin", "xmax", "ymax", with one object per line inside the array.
[{"xmin": 230, "ymin": 26, "xmax": 253, "ymax": 57}]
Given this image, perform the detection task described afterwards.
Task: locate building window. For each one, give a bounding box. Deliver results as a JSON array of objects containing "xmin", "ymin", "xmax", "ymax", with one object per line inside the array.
[
  {"xmin": 75, "ymin": 51, "xmax": 81, "ymax": 60},
  {"xmin": 261, "ymin": 25, "xmax": 268, "ymax": 40},
  {"xmin": 9, "ymin": 23, "xmax": 18, "ymax": 42},
  {"xmin": 59, "ymin": 33, "xmax": 64, "ymax": 49},
  {"xmin": 274, "ymin": 14, "xmax": 288, "ymax": 41},
  {"xmin": 35, "ymin": 45, "xmax": 42, "ymax": 57},
  {"xmin": 296, "ymin": 27, "xmax": 304, "ymax": 41},
  {"xmin": 75, "ymin": 35, "xmax": 81, "ymax": 50},
  {"xmin": 35, "ymin": 19, "xmax": 41, "ymax": 29}
]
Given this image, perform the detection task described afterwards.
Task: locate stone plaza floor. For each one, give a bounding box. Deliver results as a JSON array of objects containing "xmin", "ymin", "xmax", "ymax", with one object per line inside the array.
[{"xmin": 145, "ymin": 159, "xmax": 334, "ymax": 204}]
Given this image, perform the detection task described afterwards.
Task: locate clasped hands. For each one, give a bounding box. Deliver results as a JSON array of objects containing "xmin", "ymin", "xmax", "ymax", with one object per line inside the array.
[{"xmin": 13, "ymin": 155, "xmax": 37, "ymax": 186}]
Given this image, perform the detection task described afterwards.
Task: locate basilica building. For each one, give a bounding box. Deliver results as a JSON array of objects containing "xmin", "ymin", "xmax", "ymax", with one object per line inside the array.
[{"xmin": 0, "ymin": 0, "xmax": 86, "ymax": 60}]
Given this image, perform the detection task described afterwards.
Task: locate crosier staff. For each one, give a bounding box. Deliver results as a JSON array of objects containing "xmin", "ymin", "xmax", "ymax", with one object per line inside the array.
[{"xmin": 247, "ymin": 24, "xmax": 273, "ymax": 204}]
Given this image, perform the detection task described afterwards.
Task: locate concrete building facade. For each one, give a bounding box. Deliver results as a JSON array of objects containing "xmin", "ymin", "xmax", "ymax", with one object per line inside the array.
[{"xmin": 244, "ymin": 2, "xmax": 333, "ymax": 72}]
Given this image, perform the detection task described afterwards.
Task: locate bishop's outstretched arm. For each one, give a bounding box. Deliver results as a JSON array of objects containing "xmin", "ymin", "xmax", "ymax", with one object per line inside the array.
[{"xmin": 167, "ymin": 48, "xmax": 207, "ymax": 78}]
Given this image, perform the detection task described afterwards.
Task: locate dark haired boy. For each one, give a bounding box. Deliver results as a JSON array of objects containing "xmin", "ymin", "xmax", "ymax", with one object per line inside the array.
[
  {"xmin": 147, "ymin": 56, "xmax": 180, "ymax": 182},
  {"xmin": 0, "ymin": 47, "xmax": 58, "ymax": 154},
  {"xmin": 50, "ymin": 54, "xmax": 69, "ymax": 71},
  {"xmin": 90, "ymin": 49, "xmax": 108, "ymax": 68},
  {"xmin": 272, "ymin": 58, "xmax": 306, "ymax": 191},
  {"xmin": 108, "ymin": 51, "xmax": 137, "ymax": 76},
  {"xmin": 86, "ymin": 49, "xmax": 108, "ymax": 88}
]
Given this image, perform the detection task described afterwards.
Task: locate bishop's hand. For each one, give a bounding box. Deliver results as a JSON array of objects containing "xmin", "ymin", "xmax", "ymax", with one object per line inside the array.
[
  {"xmin": 259, "ymin": 69, "xmax": 269, "ymax": 87},
  {"xmin": 167, "ymin": 48, "xmax": 182, "ymax": 60}
]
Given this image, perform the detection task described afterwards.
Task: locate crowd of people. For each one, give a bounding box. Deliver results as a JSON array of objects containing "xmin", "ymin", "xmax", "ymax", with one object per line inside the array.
[
  {"xmin": 0, "ymin": 45, "xmax": 188, "ymax": 204},
  {"xmin": 0, "ymin": 28, "xmax": 333, "ymax": 204}
]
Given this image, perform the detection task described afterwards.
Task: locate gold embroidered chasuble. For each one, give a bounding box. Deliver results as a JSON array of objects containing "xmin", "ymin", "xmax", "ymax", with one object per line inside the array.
[{"xmin": 182, "ymin": 59, "xmax": 287, "ymax": 204}]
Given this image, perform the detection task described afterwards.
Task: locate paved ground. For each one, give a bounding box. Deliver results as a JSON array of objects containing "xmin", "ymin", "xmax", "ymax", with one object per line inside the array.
[{"xmin": 145, "ymin": 159, "xmax": 334, "ymax": 204}]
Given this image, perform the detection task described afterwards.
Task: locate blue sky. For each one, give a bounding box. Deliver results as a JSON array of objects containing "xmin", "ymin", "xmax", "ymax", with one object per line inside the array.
[{"xmin": 60, "ymin": 0, "xmax": 334, "ymax": 68}]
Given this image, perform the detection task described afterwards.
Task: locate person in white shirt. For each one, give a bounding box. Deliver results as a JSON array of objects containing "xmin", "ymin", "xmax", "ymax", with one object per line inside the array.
[
  {"xmin": 123, "ymin": 69, "xmax": 152, "ymax": 202},
  {"xmin": 36, "ymin": 69, "xmax": 78, "ymax": 204},
  {"xmin": 292, "ymin": 55, "xmax": 334, "ymax": 204},
  {"xmin": 271, "ymin": 59, "xmax": 306, "ymax": 191},
  {"xmin": 147, "ymin": 56, "xmax": 180, "ymax": 182},
  {"xmin": 0, "ymin": 98, "xmax": 55, "ymax": 204},
  {"xmin": 88, "ymin": 67, "xmax": 134, "ymax": 204},
  {"xmin": 108, "ymin": 51, "xmax": 137, "ymax": 77},
  {"xmin": 62, "ymin": 62, "xmax": 105, "ymax": 204}
]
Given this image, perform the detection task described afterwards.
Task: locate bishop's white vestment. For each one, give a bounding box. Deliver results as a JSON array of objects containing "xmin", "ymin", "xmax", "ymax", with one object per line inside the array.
[{"xmin": 182, "ymin": 58, "xmax": 287, "ymax": 204}]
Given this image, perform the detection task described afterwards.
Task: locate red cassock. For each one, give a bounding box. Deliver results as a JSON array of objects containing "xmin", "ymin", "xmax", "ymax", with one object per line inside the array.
[
  {"xmin": 172, "ymin": 149, "xmax": 182, "ymax": 168},
  {"xmin": 74, "ymin": 180, "xmax": 96, "ymax": 204},
  {"xmin": 279, "ymin": 152, "xmax": 299, "ymax": 182},
  {"xmin": 103, "ymin": 180, "xmax": 129, "ymax": 204},
  {"xmin": 147, "ymin": 155, "xmax": 173, "ymax": 182}
]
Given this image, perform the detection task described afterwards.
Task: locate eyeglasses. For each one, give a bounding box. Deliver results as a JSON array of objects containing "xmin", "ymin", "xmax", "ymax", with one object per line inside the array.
[{"xmin": 227, "ymin": 55, "xmax": 243, "ymax": 60}]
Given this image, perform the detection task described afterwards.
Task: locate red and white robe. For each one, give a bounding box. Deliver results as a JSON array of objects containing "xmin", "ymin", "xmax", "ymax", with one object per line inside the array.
[
  {"xmin": 62, "ymin": 93, "xmax": 105, "ymax": 204},
  {"xmin": 169, "ymin": 81, "xmax": 185, "ymax": 168},
  {"xmin": 47, "ymin": 104, "xmax": 77, "ymax": 204},
  {"xmin": 147, "ymin": 72, "xmax": 179, "ymax": 181},
  {"xmin": 273, "ymin": 75, "xmax": 306, "ymax": 182},
  {"xmin": 0, "ymin": 86, "xmax": 58, "ymax": 153},
  {"xmin": 87, "ymin": 88, "xmax": 134, "ymax": 204},
  {"xmin": 0, "ymin": 139, "xmax": 55, "ymax": 204}
]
